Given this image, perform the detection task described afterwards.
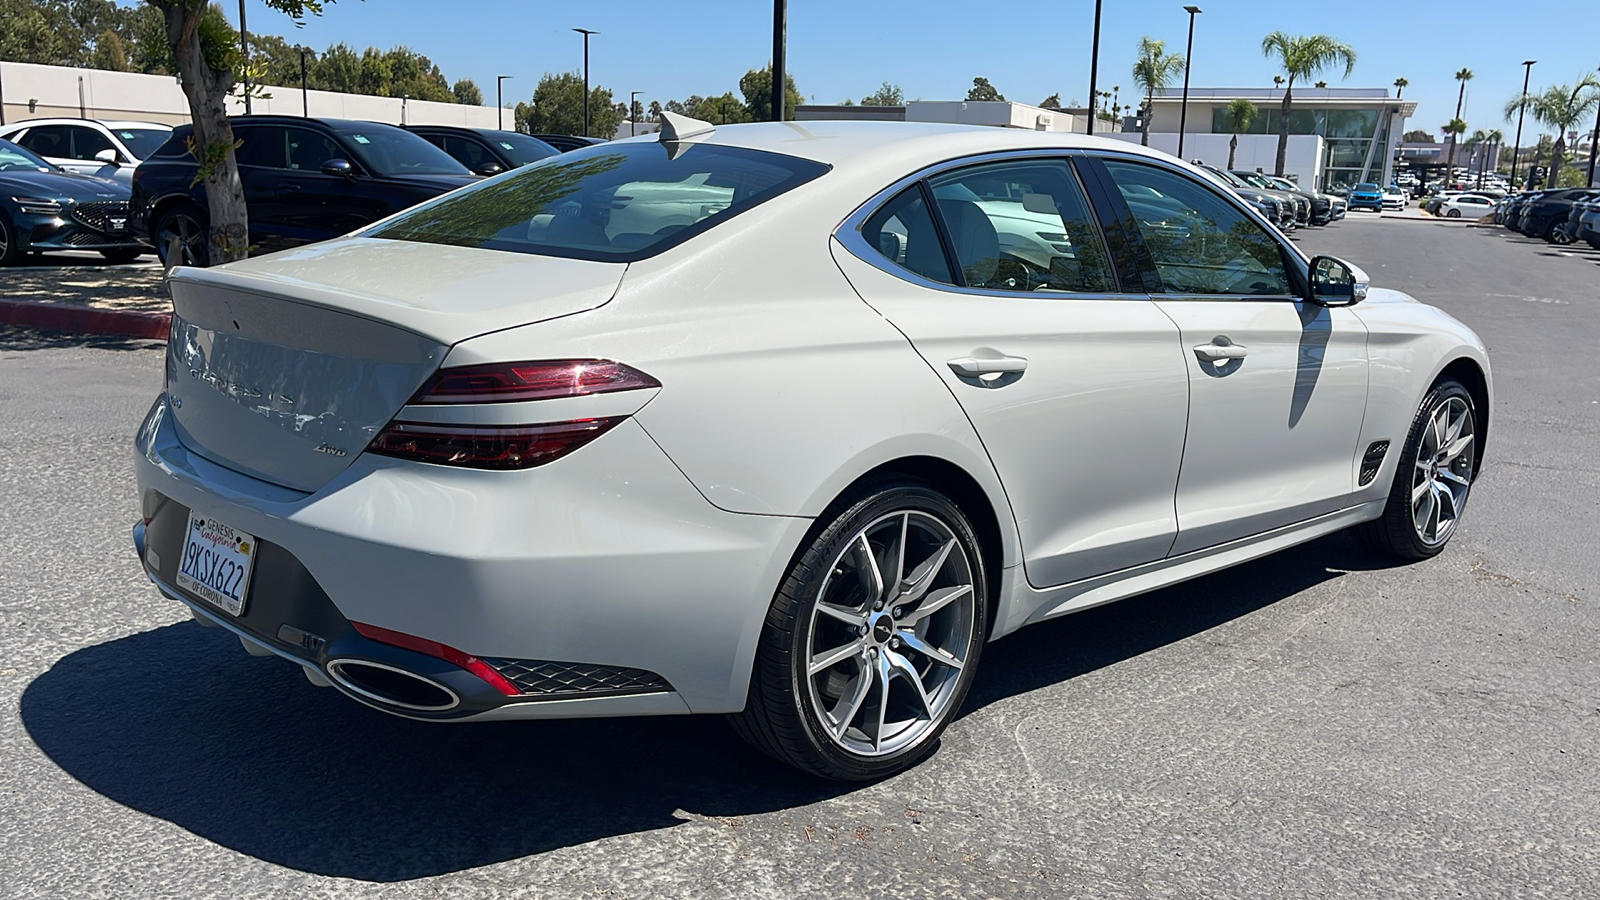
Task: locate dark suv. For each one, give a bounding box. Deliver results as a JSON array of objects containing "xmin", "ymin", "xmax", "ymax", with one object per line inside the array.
[
  {"xmin": 402, "ymin": 126, "xmax": 558, "ymax": 175},
  {"xmin": 130, "ymin": 116, "xmax": 477, "ymax": 265}
]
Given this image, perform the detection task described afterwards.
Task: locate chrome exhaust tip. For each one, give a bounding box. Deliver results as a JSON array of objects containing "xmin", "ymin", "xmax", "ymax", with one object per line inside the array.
[{"xmin": 325, "ymin": 659, "xmax": 460, "ymax": 712}]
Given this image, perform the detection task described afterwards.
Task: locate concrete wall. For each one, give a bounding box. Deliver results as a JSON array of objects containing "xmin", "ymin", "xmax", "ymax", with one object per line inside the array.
[
  {"xmin": 905, "ymin": 101, "xmax": 1086, "ymax": 133},
  {"xmin": 1104, "ymin": 132, "xmax": 1328, "ymax": 189},
  {"xmin": 1, "ymin": 60, "xmax": 502, "ymax": 129}
]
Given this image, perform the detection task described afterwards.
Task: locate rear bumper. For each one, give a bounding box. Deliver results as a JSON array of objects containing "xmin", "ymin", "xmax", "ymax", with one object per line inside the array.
[{"xmin": 133, "ymin": 393, "xmax": 810, "ymax": 719}]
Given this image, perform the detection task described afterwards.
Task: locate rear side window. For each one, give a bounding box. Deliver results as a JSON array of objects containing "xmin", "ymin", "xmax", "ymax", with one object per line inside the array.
[
  {"xmin": 367, "ymin": 142, "xmax": 829, "ymax": 262},
  {"xmin": 861, "ymin": 187, "xmax": 953, "ymax": 284}
]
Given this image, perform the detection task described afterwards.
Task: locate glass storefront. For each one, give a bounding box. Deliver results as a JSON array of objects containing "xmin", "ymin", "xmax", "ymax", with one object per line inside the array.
[{"xmin": 1211, "ymin": 104, "xmax": 1394, "ymax": 190}]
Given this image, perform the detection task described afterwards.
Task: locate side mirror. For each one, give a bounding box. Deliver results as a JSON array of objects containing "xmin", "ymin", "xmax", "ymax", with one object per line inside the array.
[
  {"xmin": 94, "ymin": 148, "xmax": 121, "ymax": 165},
  {"xmin": 1308, "ymin": 255, "xmax": 1369, "ymax": 307},
  {"xmin": 472, "ymin": 161, "xmax": 504, "ymax": 176},
  {"xmin": 320, "ymin": 158, "xmax": 355, "ymax": 178}
]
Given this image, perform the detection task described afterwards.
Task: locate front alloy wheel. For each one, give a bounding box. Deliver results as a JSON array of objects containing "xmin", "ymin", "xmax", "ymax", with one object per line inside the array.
[
  {"xmin": 1356, "ymin": 378, "xmax": 1477, "ymax": 560},
  {"xmin": 733, "ymin": 481, "xmax": 986, "ymax": 780}
]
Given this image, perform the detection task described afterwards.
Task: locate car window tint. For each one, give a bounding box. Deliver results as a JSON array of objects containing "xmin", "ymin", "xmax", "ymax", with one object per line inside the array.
[
  {"xmin": 17, "ymin": 124, "xmax": 72, "ymax": 158},
  {"xmin": 234, "ymin": 126, "xmax": 289, "ymax": 168},
  {"xmin": 71, "ymin": 126, "xmax": 115, "ymax": 159},
  {"xmin": 1101, "ymin": 159, "xmax": 1292, "ymax": 296},
  {"xmin": 284, "ymin": 127, "xmax": 343, "ymax": 171},
  {"xmin": 335, "ymin": 126, "xmax": 465, "ymax": 176},
  {"xmin": 860, "ymin": 186, "xmax": 953, "ymax": 285},
  {"xmin": 440, "ymin": 135, "xmax": 488, "ymax": 169},
  {"xmin": 367, "ymin": 142, "xmax": 828, "ymax": 262},
  {"xmin": 925, "ymin": 160, "xmax": 1114, "ymax": 293}
]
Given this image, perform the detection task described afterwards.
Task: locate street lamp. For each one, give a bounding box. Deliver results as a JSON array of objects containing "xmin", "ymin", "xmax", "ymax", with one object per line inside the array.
[
  {"xmin": 1511, "ymin": 59, "xmax": 1535, "ymax": 190},
  {"xmin": 572, "ymin": 28, "xmax": 598, "ymax": 137},
  {"xmin": 1177, "ymin": 6, "xmax": 1201, "ymax": 158},
  {"xmin": 630, "ymin": 90, "xmax": 641, "ymax": 136},
  {"xmin": 497, "ymin": 75, "xmax": 513, "ymax": 131},
  {"xmin": 1588, "ymin": 64, "xmax": 1600, "ymax": 188},
  {"xmin": 238, "ymin": 0, "xmax": 251, "ymax": 114},
  {"xmin": 771, "ymin": 0, "xmax": 787, "ymax": 121},
  {"xmin": 1086, "ymin": 0, "xmax": 1104, "ymax": 135},
  {"xmin": 300, "ymin": 47, "xmax": 309, "ymax": 117}
]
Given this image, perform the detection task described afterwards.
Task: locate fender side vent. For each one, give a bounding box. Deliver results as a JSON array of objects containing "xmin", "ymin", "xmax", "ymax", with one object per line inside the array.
[{"xmin": 1360, "ymin": 440, "xmax": 1391, "ymax": 486}]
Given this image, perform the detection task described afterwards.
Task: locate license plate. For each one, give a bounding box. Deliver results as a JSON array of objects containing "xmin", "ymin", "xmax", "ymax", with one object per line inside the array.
[
  {"xmin": 175, "ymin": 511, "xmax": 258, "ymax": 616},
  {"xmin": 108, "ymin": 216, "xmax": 127, "ymax": 232}
]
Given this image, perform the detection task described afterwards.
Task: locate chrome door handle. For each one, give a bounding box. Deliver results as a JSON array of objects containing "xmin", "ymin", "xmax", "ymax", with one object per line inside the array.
[
  {"xmin": 947, "ymin": 356, "xmax": 1029, "ymax": 377},
  {"xmin": 1192, "ymin": 342, "xmax": 1248, "ymax": 362}
]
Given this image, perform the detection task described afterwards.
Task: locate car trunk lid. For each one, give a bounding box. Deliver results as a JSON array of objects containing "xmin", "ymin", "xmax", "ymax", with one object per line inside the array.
[{"xmin": 164, "ymin": 237, "xmax": 626, "ymax": 492}]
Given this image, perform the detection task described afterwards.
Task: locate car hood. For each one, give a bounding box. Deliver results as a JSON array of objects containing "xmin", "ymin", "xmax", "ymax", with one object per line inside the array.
[{"xmin": 0, "ymin": 169, "xmax": 128, "ymax": 201}]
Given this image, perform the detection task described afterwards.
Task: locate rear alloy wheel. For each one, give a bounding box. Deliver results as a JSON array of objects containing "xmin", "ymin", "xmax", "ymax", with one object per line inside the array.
[
  {"xmin": 733, "ymin": 480, "xmax": 986, "ymax": 780},
  {"xmin": 0, "ymin": 210, "xmax": 23, "ymax": 266},
  {"xmin": 153, "ymin": 205, "xmax": 208, "ymax": 267},
  {"xmin": 1447, "ymin": 208, "xmax": 1462, "ymax": 218},
  {"xmin": 1355, "ymin": 379, "xmax": 1477, "ymax": 560}
]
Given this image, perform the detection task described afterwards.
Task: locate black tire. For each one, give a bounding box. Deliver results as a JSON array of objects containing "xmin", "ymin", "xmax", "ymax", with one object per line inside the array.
[
  {"xmin": 1354, "ymin": 378, "xmax": 1478, "ymax": 561},
  {"xmin": 0, "ymin": 209, "xmax": 23, "ymax": 266},
  {"xmin": 98, "ymin": 248, "xmax": 144, "ymax": 264},
  {"xmin": 153, "ymin": 204, "xmax": 209, "ymax": 267},
  {"xmin": 731, "ymin": 478, "xmax": 988, "ymax": 781},
  {"xmin": 1447, "ymin": 208, "xmax": 1462, "ymax": 218}
]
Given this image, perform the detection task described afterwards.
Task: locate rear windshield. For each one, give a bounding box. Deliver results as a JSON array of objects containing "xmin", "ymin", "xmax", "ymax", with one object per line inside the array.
[{"xmin": 366, "ymin": 141, "xmax": 830, "ymax": 262}]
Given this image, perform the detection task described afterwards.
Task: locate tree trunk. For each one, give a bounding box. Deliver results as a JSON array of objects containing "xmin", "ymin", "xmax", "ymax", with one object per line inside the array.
[
  {"xmin": 1275, "ymin": 78, "xmax": 1292, "ymax": 177},
  {"xmin": 1228, "ymin": 133, "xmax": 1238, "ymax": 169},
  {"xmin": 1550, "ymin": 137, "xmax": 1564, "ymax": 188},
  {"xmin": 1141, "ymin": 87, "xmax": 1152, "ymax": 146},
  {"xmin": 163, "ymin": 5, "xmax": 248, "ymax": 267}
]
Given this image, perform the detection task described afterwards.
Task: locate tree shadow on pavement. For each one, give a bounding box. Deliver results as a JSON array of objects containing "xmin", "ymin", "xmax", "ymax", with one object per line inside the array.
[
  {"xmin": 20, "ymin": 532, "xmax": 1394, "ymax": 881},
  {"xmin": 0, "ymin": 325, "xmax": 164, "ymax": 352}
]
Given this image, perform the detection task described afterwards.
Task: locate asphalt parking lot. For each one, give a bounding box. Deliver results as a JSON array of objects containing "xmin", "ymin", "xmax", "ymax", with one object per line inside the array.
[{"xmin": 1, "ymin": 216, "xmax": 1596, "ymax": 899}]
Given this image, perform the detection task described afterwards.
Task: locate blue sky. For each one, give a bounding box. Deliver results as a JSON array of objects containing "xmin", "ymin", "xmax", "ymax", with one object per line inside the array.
[{"xmin": 224, "ymin": 0, "xmax": 1596, "ymax": 143}]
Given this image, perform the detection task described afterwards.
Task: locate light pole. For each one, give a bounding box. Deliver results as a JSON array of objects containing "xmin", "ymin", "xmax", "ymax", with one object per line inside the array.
[
  {"xmin": 1087, "ymin": 0, "xmax": 1103, "ymax": 135},
  {"xmin": 1588, "ymin": 65, "xmax": 1600, "ymax": 187},
  {"xmin": 497, "ymin": 75, "xmax": 512, "ymax": 131},
  {"xmin": 238, "ymin": 0, "xmax": 251, "ymax": 114},
  {"xmin": 1177, "ymin": 6, "xmax": 1201, "ymax": 158},
  {"xmin": 572, "ymin": 28, "xmax": 598, "ymax": 137},
  {"xmin": 771, "ymin": 0, "xmax": 787, "ymax": 121},
  {"xmin": 300, "ymin": 47, "xmax": 308, "ymax": 117},
  {"xmin": 630, "ymin": 90, "xmax": 641, "ymax": 136},
  {"xmin": 1511, "ymin": 59, "xmax": 1535, "ymax": 190}
]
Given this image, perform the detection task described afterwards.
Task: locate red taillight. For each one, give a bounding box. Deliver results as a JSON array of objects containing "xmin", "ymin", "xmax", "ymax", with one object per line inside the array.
[
  {"xmin": 366, "ymin": 416, "xmax": 624, "ymax": 470},
  {"xmin": 350, "ymin": 622, "xmax": 520, "ymax": 696},
  {"xmin": 412, "ymin": 359, "xmax": 660, "ymax": 404}
]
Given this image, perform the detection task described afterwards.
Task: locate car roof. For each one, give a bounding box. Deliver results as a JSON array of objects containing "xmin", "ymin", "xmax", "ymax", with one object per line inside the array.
[
  {"xmin": 0, "ymin": 118, "xmax": 171, "ymax": 131},
  {"xmin": 226, "ymin": 115, "xmax": 409, "ymax": 131},
  {"xmin": 605, "ymin": 120, "xmax": 1175, "ymax": 171}
]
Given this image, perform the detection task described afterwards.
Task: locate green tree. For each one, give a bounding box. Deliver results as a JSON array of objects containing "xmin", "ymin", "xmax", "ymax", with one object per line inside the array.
[
  {"xmin": 1039, "ymin": 93, "xmax": 1061, "ymax": 109},
  {"xmin": 965, "ymin": 77, "xmax": 1004, "ymax": 102},
  {"xmin": 1446, "ymin": 68, "xmax": 1473, "ymax": 172},
  {"xmin": 1440, "ymin": 118, "xmax": 1468, "ymax": 179},
  {"xmin": 1506, "ymin": 77, "xmax": 1600, "ymax": 187},
  {"xmin": 1403, "ymin": 129, "xmax": 1435, "ymax": 142},
  {"xmin": 143, "ymin": 0, "xmax": 332, "ymax": 266},
  {"xmin": 517, "ymin": 72, "xmax": 621, "ymax": 138},
  {"xmin": 860, "ymin": 81, "xmax": 904, "ymax": 106},
  {"xmin": 1260, "ymin": 31, "xmax": 1357, "ymax": 175},
  {"xmin": 451, "ymin": 78, "xmax": 482, "ymax": 106},
  {"xmin": 1393, "ymin": 76, "xmax": 1408, "ymax": 98},
  {"xmin": 1223, "ymin": 97, "xmax": 1257, "ymax": 169},
  {"xmin": 1132, "ymin": 37, "xmax": 1185, "ymax": 147},
  {"xmin": 90, "ymin": 28, "xmax": 131, "ymax": 71},
  {"xmin": 740, "ymin": 66, "xmax": 802, "ymax": 121}
]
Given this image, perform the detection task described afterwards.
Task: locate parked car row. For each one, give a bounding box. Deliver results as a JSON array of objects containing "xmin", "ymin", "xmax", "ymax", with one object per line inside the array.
[
  {"xmin": 1190, "ymin": 163, "xmax": 1345, "ymax": 231},
  {"xmin": 1494, "ymin": 187, "xmax": 1600, "ymax": 246},
  {"xmin": 0, "ymin": 115, "xmax": 596, "ymax": 266}
]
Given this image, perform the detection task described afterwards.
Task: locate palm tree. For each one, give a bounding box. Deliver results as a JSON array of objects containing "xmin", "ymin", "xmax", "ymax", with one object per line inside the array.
[
  {"xmin": 1507, "ymin": 76, "xmax": 1600, "ymax": 187},
  {"xmin": 1485, "ymin": 128, "xmax": 1504, "ymax": 180},
  {"xmin": 1224, "ymin": 97, "xmax": 1257, "ymax": 168},
  {"xmin": 1447, "ymin": 68, "xmax": 1474, "ymax": 173},
  {"xmin": 1394, "ymin": 77, "xmax": 1408, "ymax": 98},
  {"xmin": 1441, "ymin": 118, "xmax": 1468, "ymax": 183},
  {"xmin": 1465, "ymin": 129, "xmax": 1486, "ymax": 185},
  {"xmin": 1261, "ymin": 32, "xmax": 1358, "ymax": 176},
  {"xmin": 1131, "ymin": 37, "xmax": 1185, "ymax": 147}
]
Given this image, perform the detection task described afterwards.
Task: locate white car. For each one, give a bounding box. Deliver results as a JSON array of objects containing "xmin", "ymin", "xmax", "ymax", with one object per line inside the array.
[
  {"xmin": 132, "ymin": 116, "xmax": 1491, "ymax": 780},
  {"xmin": 0, "ymin": 118, "xmax": 172, "ymax": 185},
  {"xmin": 1382, "ymin": 186, "xmax": 1407, "ymax": 209},
  {"xmin": 1438, "ymin": 194, "xmax": 1495, "ymax": 218}
]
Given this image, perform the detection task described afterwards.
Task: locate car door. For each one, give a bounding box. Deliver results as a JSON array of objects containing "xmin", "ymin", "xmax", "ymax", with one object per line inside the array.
[
  {"xmin": 1091, "ymin": 155, "xmax": 1370, "ymax": 555},
  {"xmin": 230, "ymin": 124, "xmax": 299, "ymax": 251},
  {"xmin": 282, "ymin": 127, "xmax": 390, "ymax": 240},
  {"xmin": 831, "ymin": 155, "xmax": 1191, "ymax": 588},
  {"xmin": 65, "ymin": 125, "xmax": 125, "ymax": 182},
  {"xmin": 14, "ymin": 124, "xmax": 78, "ymax": 172}
]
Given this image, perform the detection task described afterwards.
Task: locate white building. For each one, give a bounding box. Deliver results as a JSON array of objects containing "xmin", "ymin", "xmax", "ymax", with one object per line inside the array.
[{"xmin": 797, "ymin": 100, "xmax": 1090, "ymax": 134}]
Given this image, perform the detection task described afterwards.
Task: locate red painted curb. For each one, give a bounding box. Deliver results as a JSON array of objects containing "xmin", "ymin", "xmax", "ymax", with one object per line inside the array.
[{"xmin": 0, "ymin": 298, "xmax": 170, "ymax": 341}]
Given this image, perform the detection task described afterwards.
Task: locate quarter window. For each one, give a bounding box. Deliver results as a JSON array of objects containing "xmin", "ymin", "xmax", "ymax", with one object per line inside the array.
[
  {"xmin": 1101, "ymin": 159, "xmax": 1293, "ymax": 296},
  {"xmin": 860, "ymin": 186, "xmax": 953, "ymax": 285},
  {"xmin": 925, "ymin": 160, "xmax": 1115, "ymax": 293}
]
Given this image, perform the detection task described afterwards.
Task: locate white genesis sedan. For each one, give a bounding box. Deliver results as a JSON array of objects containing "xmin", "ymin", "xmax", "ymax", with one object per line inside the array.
[{"xmin": 133, "ymin": 115, "xmax": 1490, "ymax": 780}]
